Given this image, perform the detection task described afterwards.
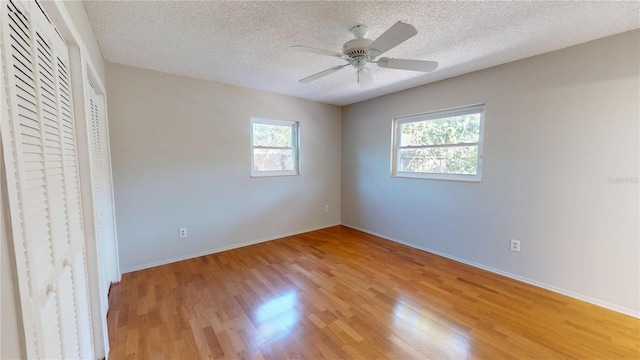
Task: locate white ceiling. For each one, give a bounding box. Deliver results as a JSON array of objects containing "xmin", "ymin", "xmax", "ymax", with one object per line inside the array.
[{"xmin": 84, "ymin": 1, "xmax": 639, "ymax": 106}]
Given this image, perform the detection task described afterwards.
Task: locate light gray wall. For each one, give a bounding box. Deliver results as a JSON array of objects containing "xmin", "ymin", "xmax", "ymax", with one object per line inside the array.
[
  {"xmin": 106, "ymin": 63, "xmax": 342, "ymax": 272},
  {"xmin": 341, "ymin": 30, "xmax": 639, "ymax": 316}
]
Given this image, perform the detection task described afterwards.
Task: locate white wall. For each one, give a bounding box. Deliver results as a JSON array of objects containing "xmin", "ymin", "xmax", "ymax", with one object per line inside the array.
[
  {"xmin": 342, "ymin": 30, "xmax": 639, "ymax": 316},
  {"xmin": 106, "ymin": 63, "xmax": 342, "ymax": 272}
]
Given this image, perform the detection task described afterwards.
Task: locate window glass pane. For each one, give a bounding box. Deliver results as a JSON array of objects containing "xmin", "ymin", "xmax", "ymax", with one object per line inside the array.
[
  {"xmin": 398, "ymin": 146, "xmax": 478, "ymax": 175},
  {"xmin": 253, "ymin": 148, "xmax": 295, "ymax": 171},
  {"xmin": 400, "ymin": 113, "xmax": 481, "ymax": 146},
  {"xmin": 253, "ymin": 123, "xmax": 293, "ymax": 147}
]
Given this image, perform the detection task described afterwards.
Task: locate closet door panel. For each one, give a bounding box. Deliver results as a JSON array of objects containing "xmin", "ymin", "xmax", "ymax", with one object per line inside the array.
[
  {"xmin": 73, "ymin": 252, "xmax": 94, "ymax": 359},
  {"xmin": 58, "ymin": 57, "xmax": 83, "ymax": 251},
  {"xmin": 58, "ymin": 264, "xmax": 80, "ymax": 358},
  {"xmin": 55, "ymin": 34, "xmax": 94, "ymax": 359},
  {"xmin": 40, "ymin": 289, "xmax": 62, "ymax": 357},
  {"xmin": 1, "ymin": 1, "xmax": 93, "ymax": 358},
  {"xmin": 88, "ymin": 81, "xmax": 118, "ymax": 303}
]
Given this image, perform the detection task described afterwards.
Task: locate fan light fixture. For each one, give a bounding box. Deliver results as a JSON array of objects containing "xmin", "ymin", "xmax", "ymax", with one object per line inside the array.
[{"xmin": 292, "ymin": 21, "xmax": 438, "ymax": 87}]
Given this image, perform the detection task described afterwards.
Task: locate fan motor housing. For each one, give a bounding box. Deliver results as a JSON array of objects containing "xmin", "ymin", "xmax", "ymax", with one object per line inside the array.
[{"xmin": 342, "ymin": 38, "xmax": 372, "ymax": 58}]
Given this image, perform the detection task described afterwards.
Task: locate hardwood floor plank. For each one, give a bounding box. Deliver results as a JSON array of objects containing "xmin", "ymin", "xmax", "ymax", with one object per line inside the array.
[{"xmin": 108, "ymin": 226, "xmax": 639, "ymax": 359}]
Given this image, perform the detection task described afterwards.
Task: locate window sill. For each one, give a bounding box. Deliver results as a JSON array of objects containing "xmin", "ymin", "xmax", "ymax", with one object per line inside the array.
[
  {"xmin": 391, "ymin": 172, "xmax": 482, "ymax": 182},
  {"xmin": 251, "ymin": 171, "xmax": 300, "ymax": 178}
]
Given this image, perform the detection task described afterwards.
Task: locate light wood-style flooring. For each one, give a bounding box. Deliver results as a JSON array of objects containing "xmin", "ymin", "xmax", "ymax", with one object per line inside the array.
[{"xmin": 107, "ymin": 226, "xmax": 639, "ymax": 359}]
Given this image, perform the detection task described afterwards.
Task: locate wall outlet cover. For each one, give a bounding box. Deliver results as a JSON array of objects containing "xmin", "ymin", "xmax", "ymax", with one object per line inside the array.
[{"xmin": 510, "ymin": 239, "xmax": 521, "ymax": 252}]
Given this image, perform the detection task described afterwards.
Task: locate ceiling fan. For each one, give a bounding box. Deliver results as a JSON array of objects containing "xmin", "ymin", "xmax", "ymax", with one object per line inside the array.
[{"xmin": 292, "ymin": 21, "xmax": 438, "ymax": 87}]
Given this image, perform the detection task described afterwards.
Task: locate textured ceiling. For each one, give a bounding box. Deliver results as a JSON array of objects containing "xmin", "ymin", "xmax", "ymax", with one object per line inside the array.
[{"xmin": 84, "ymin": 1, "xmax": 639, "ymax": 106}]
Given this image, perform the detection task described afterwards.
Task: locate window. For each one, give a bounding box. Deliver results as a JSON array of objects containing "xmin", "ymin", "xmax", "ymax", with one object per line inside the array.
[
  {"xmin": 251, "ymin": 118, "xmax": 299, "ymax": 177},
  {"xmin": 391, "ymin": 104, "xmax": 485, "ymax": 181}
]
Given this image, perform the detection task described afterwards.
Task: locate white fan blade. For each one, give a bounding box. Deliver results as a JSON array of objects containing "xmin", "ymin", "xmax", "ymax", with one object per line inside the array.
[
  {"xmin": 377, "ymin": 57, "xmax": 438, "ymax": 72},
  {"xmin": 291, "ymin": 45, "xmax": 348, "ymax": 59},
  {"xmin": 357, "ymin": 68, "xmax": 373, "ymax": 88},
  {"xmin": 299, "ymin": 64, "xmax": 349, "ymax": 83},
  {"xmin": 367, "ymin": 21, "xmax": 417, "ymax": 57}
]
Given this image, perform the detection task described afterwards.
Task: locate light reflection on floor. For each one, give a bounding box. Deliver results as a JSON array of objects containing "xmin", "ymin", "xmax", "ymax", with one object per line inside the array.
[
  {"xmin": 254, "ymin": 291, "xmax": 300, "ymax": 341},
  {"xmin": 392, "ymin": 296, "xmax": 471, "ymax": 358}
]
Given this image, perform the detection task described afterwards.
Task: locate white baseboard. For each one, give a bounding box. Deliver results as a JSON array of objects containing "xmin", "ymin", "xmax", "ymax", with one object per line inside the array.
[
  {"xmin": 342, "ymin": 223, "xmax": 640, "ymax": 319},
  {"xmin": 121, "ymin": 222, "xmax": 341, "ymax": 274}
]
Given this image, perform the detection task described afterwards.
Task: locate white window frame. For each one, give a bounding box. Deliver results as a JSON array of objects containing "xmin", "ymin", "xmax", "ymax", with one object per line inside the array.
[
  {"xmin": 250, "ymin": 118, "xmax": 299, "ymax": 177},
  {"xmin": 391, "ymin": 104, "xmax": 485, "ymax": 182}
]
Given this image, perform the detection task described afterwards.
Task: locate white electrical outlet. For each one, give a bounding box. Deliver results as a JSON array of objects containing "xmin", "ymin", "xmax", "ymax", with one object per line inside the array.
[
  {"xmin": 510, "ymin": 239, "xmax": 521, "ymax": 252},
  {"xmin": 324, "ymin": 205, "xmax": 329, "ymax": 213},
  {"xmin": 179, "ymin": 228, "xmax": 187, "ymax": 238}
]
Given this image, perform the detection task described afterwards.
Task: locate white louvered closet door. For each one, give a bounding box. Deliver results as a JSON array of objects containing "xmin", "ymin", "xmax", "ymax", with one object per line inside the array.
[
  {"xmin": 1, "ymin": 1, "xmax": 94, "ymax": 358},
  {"xmin": 88, "ymin": 81, "xmax": 118, "ymax": 305}
]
